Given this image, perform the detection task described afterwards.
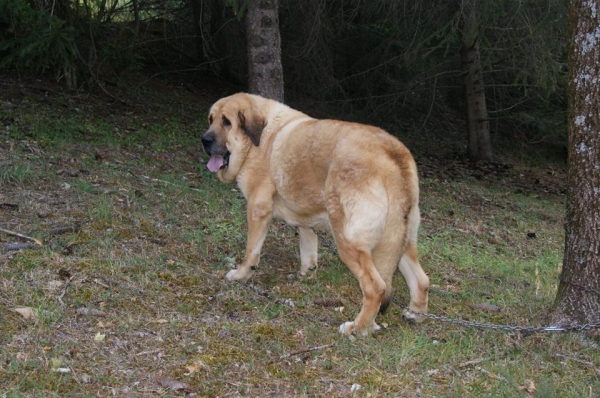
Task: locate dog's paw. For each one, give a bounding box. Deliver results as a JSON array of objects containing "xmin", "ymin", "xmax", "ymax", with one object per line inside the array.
[
  {"xmin": 339, "ymin": 321, "xmax": 356, "ymax": 335},
  {"xmin": 225, "ymin": 269, "xmax": 239, "ymax": 281},
  {"xmin": 299, "ymin": 260, "xmax": 318, "ymax": 276},
  {"xmin": 226, "ymin": 268, "xmax": 254, "ymax": 282},
  {"xmin": 402, "ymin": 308, "xmax": 426, "ymax": 323},
  {"xmin": 362, "ymin": 322, "xmax": 382, "ymax": 336},
  {"xmin": 339, "ymin": 321, "xmax": 381, "ymax": 336},
  {"xmin": 299, "ymin": 265, "xmax": 317, "ymax": 277}
]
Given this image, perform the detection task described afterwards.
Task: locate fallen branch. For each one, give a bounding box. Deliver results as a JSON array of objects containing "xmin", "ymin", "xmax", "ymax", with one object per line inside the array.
[
  {"xmin": 2, "ymin": 242, "xmax": 37, "ymax": 251},
  {"xmin": 48, "ymin": 224, "xmax": 81, "ymax": 236},
  {"xmin": 0, "ymin": 227, "xmax": 43, "ymax": 245},
  {"xmin": 269, "ymin": 343, "xmax": 335, "ymax": 364}
]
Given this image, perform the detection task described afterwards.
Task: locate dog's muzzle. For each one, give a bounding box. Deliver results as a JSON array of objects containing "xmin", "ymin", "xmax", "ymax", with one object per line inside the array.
[{"xmin": 202, "ymin": 132, "xmax": 230, "ymax": 173}]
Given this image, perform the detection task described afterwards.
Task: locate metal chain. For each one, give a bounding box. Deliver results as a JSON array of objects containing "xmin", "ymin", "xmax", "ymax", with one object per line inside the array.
[
  {"xmin": 244, "ymin": 282, "xmax": 600, "ymax": 333},
  {"xmin": 392, "ymin": 297, "xmax": 600, "ymax": 333},
  {"xmin": 309, "ymin": 226, "xmax": 600, "ymax": 333}
]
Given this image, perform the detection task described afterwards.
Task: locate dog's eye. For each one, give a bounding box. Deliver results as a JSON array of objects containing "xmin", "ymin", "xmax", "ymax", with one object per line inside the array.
[
  {"xmin": 208, "ymin": 115, "xmax": 213, "ymax": 124},
  {"xmin": 222, "ymin": 116, "xmax": 231, "ymax": 127}
]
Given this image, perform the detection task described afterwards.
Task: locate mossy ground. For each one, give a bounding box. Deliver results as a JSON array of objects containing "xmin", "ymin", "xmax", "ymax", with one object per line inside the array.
[{"xmin": 1, "ymin": 72, "xmax": 597, "ymax": 397}]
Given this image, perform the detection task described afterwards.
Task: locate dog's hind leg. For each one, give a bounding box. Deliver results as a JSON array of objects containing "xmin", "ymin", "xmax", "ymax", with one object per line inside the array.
[
  {"xmin": 299, "ymin": 227, "xmax": 318, "ymax": 275},
  {"xmin": 398, "ymin": 206, "xmax": 429, "ymax": 322},
  {"xmin": 336, "ymin": 242, "xmax": 386, "ymax": 336},
  {"xmin": 328, "ymin": 184, "xmax": 388, "ymax": 336}
]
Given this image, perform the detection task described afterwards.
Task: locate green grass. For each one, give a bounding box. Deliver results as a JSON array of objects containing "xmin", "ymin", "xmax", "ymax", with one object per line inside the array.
[
  {"xmin": 0, "ymin": 84, "xmax": 597, "ymax": 397},
  {"xmin": 0, "ymin": 163, "xmax": 33, "ymax": 185}
]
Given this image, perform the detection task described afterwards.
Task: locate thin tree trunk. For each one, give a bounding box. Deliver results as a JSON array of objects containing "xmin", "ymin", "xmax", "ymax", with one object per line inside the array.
[
  {"xmin": 460, "ymin": 0, "xmax": 492, "ymax": 162},
  {"xmin": 246, "ymin": 0, "xmax": 284, "ymax": 102},
  {"xmin": 51, "ymin": 0, "xmax": 72, "ymax": 23},
  {"xmin": 191, "ymin": 0, "xmax": 205, "ymax": 62},
  {"xmin": 131, "ymin": 0, "xmax": 140, "ymax": 38},
  {"xmin": 551, "ymin": 0, "xmax": 600, "ymax": 327},
  {"xmin": 97, "ymin": 0, "xmax": 107, "ymax": 22}
]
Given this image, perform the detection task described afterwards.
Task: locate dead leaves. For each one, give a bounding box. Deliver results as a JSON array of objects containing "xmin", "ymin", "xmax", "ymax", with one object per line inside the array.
[
  {"xmin": 93, "ymin": 332, "xmax": 106, "ymax": 343},
  {"xmin": 9, "ymin": 306, "xmax": 55, "ymax": 322},
  {"xmin": 184, "ymin": 360, "xmax": 206, "ymax": 375},
  {"xmin": 518, "ymin": 379, "xmax": 537, "ymax": 395},
  {"xmin": 50, "ymin": 357, "xmax": 71, "ymax": 373},
  {"xmin": 10, "ymin": 307, "xmax": 36, "ymax": 320}
]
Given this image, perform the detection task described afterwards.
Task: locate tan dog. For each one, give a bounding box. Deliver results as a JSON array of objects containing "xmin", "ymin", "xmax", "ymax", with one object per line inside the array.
[{"xmin": 201, "ymin": 93, "xmax": 429, "ymax": 335}]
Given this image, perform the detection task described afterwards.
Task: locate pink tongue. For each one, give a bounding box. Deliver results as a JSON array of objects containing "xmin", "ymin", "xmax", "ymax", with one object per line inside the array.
[{"xmin": 207, "ymin": 155, "xmax": 224, "ymax": 173}]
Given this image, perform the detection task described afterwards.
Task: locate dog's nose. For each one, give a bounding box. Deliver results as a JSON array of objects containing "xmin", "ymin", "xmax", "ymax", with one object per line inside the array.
[{"xmin": 201, "ymin": 133, "xmax": 215, "ymax": 147}]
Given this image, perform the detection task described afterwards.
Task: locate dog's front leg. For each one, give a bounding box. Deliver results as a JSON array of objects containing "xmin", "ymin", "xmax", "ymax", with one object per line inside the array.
[{"xmin": 226, "ymin": 198, "xmax": 273, "ymax": 282}]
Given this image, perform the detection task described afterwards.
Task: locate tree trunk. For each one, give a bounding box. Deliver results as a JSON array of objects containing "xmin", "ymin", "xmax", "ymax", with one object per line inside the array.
[
  {"xmin": 551, "ymin": 0, "xmax": 600, "ymax": 327},
  {"xmin": 132, "ymin": 0, "xmax": 140, "ymax": 36},
  {"xmin": 460, "ymin": 0, "xmax": 493, "ymax": 162},
  {"xmin": 246, "ymin": 0, "xmax": 284, "ymax": 102},
  {"xmin": 191, "ymin": 0, "xmax": 206, "ymax": 63}
]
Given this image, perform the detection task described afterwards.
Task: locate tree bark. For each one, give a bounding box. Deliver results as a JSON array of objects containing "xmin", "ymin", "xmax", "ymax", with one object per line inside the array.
[
  {"xmin": 246, "ymin": 0, "xmax": 284, "ymax": 102},
  {"xmin": 551, "ymin": 0, "xmax": 600, "ymax": 327},
  {"xmin": 460, "ymin": 0, "xmax": 493, "ymax": 162}
]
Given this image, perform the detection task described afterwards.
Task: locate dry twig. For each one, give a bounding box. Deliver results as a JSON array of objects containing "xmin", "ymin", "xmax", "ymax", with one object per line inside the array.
[
  {"xmin": 0, "ymin": 227, "xmax": 42, "ymax": 245},
  {"xmin": 458, "ymin": 358, "xmax": 486, "ymax": 368},
  {"xmin": 476, "ymin": 366, "xmax": 509, "ymax": 382},
  {"xmin": 552, "ymin": 353, "xmax": 600, "ymax": 375},
  {"xmin": 269, "ymin": 343, "xmax": 335, "ymax": 364},
  {"xmin": 137, "ymin": 174, "xmax": 203, "ymax": 193},
  {"xmin": 48, "ymin": 224, "xmax": 81, "ymax": 236}
]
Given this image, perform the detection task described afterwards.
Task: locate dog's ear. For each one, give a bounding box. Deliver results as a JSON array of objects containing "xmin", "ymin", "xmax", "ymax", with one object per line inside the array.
[{"xmin": 238, "ymin": 109, "xmax": 265, "ymax": 146}]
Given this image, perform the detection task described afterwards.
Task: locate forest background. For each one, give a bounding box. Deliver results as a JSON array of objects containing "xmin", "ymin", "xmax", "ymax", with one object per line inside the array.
[{"xmin": 0, "ymin": 0, "xmax": 568, "ymax": 162}]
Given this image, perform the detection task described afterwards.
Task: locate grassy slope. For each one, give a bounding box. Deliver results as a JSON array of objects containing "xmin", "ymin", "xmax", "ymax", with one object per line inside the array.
[{"xmin": 0, "ymin": 76, "xmax": 597, "ymax": 397}]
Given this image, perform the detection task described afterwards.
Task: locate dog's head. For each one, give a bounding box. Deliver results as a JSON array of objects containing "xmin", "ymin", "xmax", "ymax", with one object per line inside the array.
[{"xmin": 202, "ymin": 93, "xmax": 266, "ymax": 183}]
